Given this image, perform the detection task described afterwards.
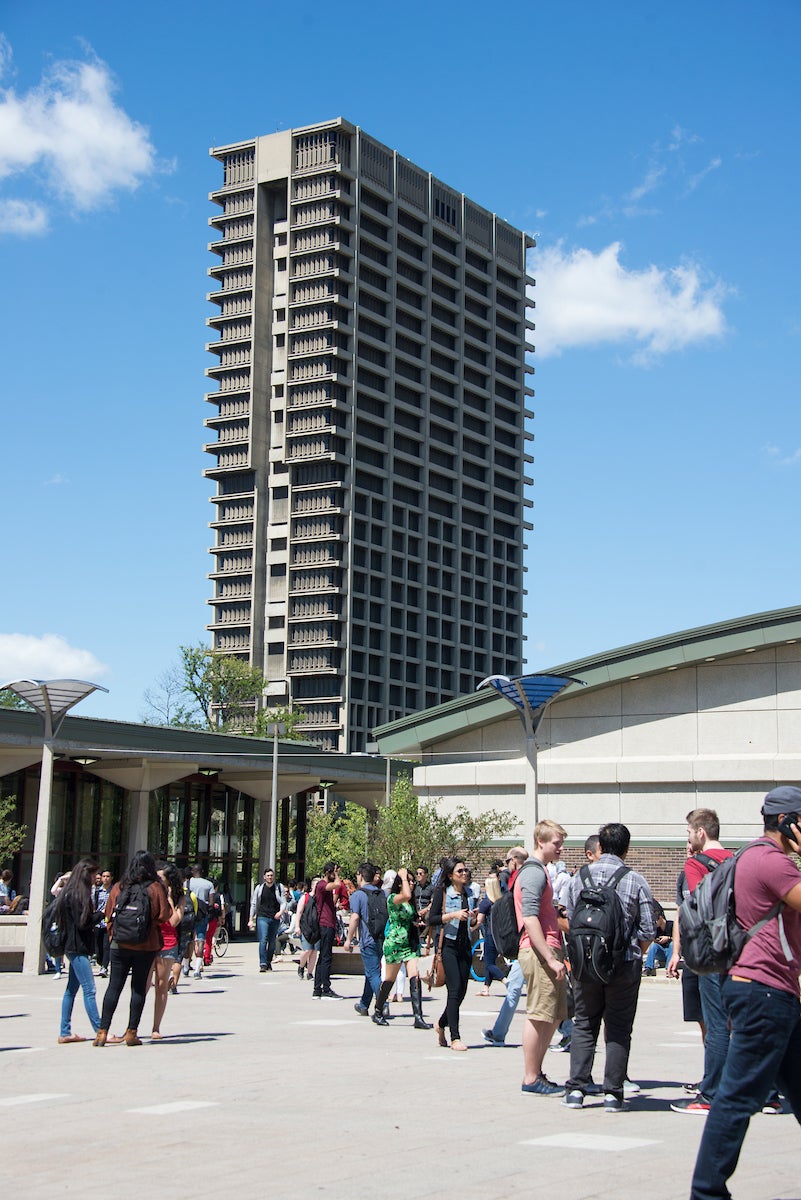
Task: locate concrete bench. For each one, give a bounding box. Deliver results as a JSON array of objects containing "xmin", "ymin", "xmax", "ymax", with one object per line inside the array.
[{"xmin": 0, "ymin": 915, "xmax": 27, "ymax": 971}]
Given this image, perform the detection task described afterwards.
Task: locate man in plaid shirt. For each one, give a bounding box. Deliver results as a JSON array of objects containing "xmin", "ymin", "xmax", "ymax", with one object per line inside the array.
[{"xmin": 562, "ymin": 822, "xmax": 657, "ymax": 1113}]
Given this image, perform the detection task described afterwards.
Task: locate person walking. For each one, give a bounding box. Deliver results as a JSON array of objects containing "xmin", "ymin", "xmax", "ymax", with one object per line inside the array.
[
  {"xmin": 373, "ymin": 867, "xmax": 432, "ymax": 1030},
  {"xmin": 54, "ymin": 858, "xmax": 104, "ymax": 1043},
  {"xmin": 689, "ymin": 789, "xmax": 801, "ymax": 1199},
  {"xmin": 562, "ymin": 822, "xmax": 656, "ymax": 1113},
  {"xmin": 94, "ymin": 850, "xmax": 171, "ymax": 1047},
  {"xmin": 427, "ymin": 857, "xmax": 477, "ymax": 1051},
  {"xmin": 313, "ymin": 862, "xmax": 343, "ymax": 998},
  {"xmin": 248, "ymin": 868, "xmax": 287, "ymax": 972},
  {"xmin": 148, "ymin": 863, "xmax": 184, "ymax": 1039}
]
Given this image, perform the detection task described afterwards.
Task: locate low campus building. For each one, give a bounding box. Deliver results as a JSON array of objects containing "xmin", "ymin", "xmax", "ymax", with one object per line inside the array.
[{"xmin": 374, "ymin": 605, "xmax": 801, "ymax": 902}]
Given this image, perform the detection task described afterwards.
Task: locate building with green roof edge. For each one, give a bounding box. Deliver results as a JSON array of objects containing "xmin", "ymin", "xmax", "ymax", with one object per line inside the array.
[{"xmin": 373, "ymin": 606, "xmax": 801, "ymax": 900}]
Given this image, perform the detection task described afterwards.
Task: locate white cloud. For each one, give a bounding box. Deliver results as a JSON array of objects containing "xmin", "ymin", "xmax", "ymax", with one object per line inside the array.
[
  {"xmin": 626, "ymin": 164, "xmax": 666, "ymax": 202},
  {"xmin": 0, "ymin": 42, "xmax": 158, "ymax": 233},
  {"xmin": 687, "ymin": 156, "xmax": 722, "ymax": 192},
  {"xmin": 764, "ymin": 444, "xmax": 801, "ymax": 467},
  {"xmin": 530, "ymin": 241, "xmax": 730, "ymax": 361},
  {"xmin": 0, "ymin": 633, "xmax": 109, "ymax": 682},
  {"xmin": 668, "ymin": 124, "xmax": 702, "ymax": 152},
  {"xmin": 0, "ymin": 197, "xmax": 47, "ymax": 234},
  {"xmin": 43, "ymin": 473, "xmax": 70, "ymax": 486}
]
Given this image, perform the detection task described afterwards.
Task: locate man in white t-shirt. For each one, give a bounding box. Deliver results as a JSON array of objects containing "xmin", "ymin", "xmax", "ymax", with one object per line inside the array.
[{"xmin": 189, "ymin": 865, "xmax": 214, "ymax": 979}]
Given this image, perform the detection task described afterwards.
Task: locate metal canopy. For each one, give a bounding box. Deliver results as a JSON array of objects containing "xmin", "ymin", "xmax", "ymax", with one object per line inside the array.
[
  {"xmin": 1, "ymin": 679, "xmax": 108, "ymax": 739},
  {"xmin": 478, "ymin": 672, "xmax": 584, "ymax": 719}
]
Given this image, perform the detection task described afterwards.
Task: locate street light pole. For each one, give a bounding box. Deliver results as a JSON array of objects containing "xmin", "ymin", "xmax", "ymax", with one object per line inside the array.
[
  {"xmin": 268, "ymin": 721, "xmax": 286, "ymax": 871},
  {"xmin": 0, "ymin": 678, "xmax": 108, "ymax": 975}
]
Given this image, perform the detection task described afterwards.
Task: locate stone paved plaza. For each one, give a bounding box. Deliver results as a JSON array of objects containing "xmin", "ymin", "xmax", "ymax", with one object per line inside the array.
[{"xmin": 1, "ymin": 943, "xmax": 798, "ymax": 1200}]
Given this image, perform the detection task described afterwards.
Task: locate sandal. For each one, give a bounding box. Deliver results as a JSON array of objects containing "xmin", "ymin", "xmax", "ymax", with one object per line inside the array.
[{"xmin": 450, "ymin": 1039, "xmax": 468, "ymax": 1052}]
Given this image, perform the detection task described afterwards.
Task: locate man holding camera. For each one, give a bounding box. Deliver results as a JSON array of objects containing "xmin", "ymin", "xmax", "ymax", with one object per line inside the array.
[{"xmin": 690, "ymin": 787, "xmax": 801, "ymax": 1200}]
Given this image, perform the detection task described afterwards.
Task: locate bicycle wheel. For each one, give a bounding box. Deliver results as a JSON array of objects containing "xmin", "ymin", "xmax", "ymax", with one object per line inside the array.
[
  {"xmin": 214, "ymin": 925, "xmax": 229, "ymax": 957},
  {"xmin": 470, "ymin": 934, "xmax": 485, "ymax": 982}
]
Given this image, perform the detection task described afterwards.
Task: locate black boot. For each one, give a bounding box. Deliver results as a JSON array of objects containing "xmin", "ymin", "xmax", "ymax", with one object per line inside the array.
[
  {"xmin": 372, "ymin": 980, "xmax": 392, "ymax": 1025},
  {"xmin": 410, "ymin": 976, "xmax": 433, "ymax": 1029}
]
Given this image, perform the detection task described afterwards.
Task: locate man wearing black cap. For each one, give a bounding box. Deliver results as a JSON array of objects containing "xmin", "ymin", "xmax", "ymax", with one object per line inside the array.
[{"xmin": 690, "ymin": 787, "xmax": 801, "ymax": 1200}]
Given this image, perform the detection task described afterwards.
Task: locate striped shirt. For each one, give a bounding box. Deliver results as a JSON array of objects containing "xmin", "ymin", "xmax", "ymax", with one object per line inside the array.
[{"xmin": 565, "ymin": 854, "xmax": 657, "ymax": 961}]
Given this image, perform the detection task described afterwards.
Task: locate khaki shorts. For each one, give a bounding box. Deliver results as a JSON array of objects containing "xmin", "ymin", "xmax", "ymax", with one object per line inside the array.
[{"xmin": 518, "ymin": 945, "xmax": 567, "ymax": 1023}]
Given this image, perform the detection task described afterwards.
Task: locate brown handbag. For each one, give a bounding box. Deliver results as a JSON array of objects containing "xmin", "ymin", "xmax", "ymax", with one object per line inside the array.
[{"xmin": 424, "ymin": 914, "xmax": 447, "ymax": 991}]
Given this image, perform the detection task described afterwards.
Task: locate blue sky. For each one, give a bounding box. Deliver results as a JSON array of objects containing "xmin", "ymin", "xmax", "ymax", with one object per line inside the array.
[{"xmin": 1, "ymin": 1, "xmax": 799, "ymax": 721}]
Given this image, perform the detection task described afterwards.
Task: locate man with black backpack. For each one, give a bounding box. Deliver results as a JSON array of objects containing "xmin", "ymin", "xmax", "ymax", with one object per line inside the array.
[
  {"xmin": 667, "ymin": 809, "xmax": 733, "ymax": 1116},
  {"xmin": 562, "ymin": 822, "xmax": 656, "ymax": 1113},
  {"xmin": 689, "ymin": 788, "xmax": 801, "ymax": 1200},
  {"xmin": 344, "ymin": 861, "xmax": 389, "ymax": 1024}
]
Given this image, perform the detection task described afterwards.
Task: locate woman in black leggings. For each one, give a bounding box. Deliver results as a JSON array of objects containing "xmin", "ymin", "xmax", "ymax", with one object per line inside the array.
[
  {"xmin": 427, "ymin": 857, "xmax": 477, "ymax": 1051},
  {"xmin": 94, "ymin": 851, "xmax": 170, "ymax": 1047}
]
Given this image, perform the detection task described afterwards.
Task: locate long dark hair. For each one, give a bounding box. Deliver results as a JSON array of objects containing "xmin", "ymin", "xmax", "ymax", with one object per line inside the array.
[
  {"xmin": 158, "ymin": 862, "xmax": 184, "ymax": 906},
  {"xmin": 55, "ymin": 858, "xmax": 98, "ymax": 927},
  {"xmin": 119, "ymin": 850, "xmax": 159, "ymax": 890},
  {"xmin": 439, "ymin": 857, "xmax": 466, "ymax": 889}
]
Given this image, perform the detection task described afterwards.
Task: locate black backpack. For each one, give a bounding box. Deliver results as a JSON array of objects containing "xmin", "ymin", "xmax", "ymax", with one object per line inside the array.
[
  {"xmin": 112, "ymin": 882, "xmax": 152, "ymax": 944},
  {"xmin": 490, "ymin": 860, "xmax": 546, "ymax": 960},
  {"xmin": 679, "ymin": 844, "xmax": 792, "ymax": 976},
  {"xmin": 299, "ymin": 894, "xmax": 321, "ymax": 944},
  {"xmin": 364, "ymin": 888, "xmax": 388, "ymax": 943},
  {"xmin": 566, "ymin": 864, "xmax": 631, "ymax": 984},
  {"xmin": 42, "ymin": 896, "xmax": 67, "ymax": 957},
  {"xmin": 179, "ymin": 892, "xmax": 197, "ymax": 934}
]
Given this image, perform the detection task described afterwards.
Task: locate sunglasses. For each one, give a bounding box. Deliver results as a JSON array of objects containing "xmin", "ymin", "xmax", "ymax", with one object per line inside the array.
[{"xmin": 453, "ymin": 868, "xmax": 468, "ymax": 874}]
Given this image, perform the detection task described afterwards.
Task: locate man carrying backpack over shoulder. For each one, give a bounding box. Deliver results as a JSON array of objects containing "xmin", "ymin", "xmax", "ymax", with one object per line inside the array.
[
  {"xmin": 563, "ymin": 822, "xmax": 656, "ymax": 1113},
  {"xmin": 690, "ymin": 788, "xmax": 801, "ymax": 1200},
  {"xmin": 344, "ymin": 861, "xmax": 389, "ymax": 1024},
  {"xmin": 668, "ymin": 809, "xmax": 733, "ymax": 1116}
]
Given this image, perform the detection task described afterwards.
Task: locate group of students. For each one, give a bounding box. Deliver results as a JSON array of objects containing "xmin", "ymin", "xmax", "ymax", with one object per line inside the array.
[{"xmin": 48, "ymin": 851, "xmax": 224, "ymax": 1045}]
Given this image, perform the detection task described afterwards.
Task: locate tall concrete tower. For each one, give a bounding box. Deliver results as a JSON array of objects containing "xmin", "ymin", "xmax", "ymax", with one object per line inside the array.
[{"xmin": 205, "ymin": 118, "xmax": 534, "ymax": 751}]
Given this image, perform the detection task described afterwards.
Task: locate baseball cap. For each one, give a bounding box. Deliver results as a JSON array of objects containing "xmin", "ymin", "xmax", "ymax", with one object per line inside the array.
[{"xmin": 762, "ymin": 786, "xmax": 801, "ymax": 815}]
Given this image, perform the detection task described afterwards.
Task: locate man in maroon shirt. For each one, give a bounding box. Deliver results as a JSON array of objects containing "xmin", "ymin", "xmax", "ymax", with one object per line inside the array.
[
  {"xmin": 669, "ymin": 809, "xmax": 733, "ymax": 1115},
  {"xmin": 313, "ymin": 861, "xmax": 343, "ymax": 999},
  {"xmin": 690, "ymin": 787, "xmax": 801, "ymax": 1200}
]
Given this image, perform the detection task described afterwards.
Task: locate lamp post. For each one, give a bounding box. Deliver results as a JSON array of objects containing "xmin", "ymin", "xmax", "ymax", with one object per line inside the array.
[
  {"xmin": 477, "ymin": 673, "xmax": 584, "ymax": 833},
  {"xmin": 1, "ymin": 678, "xmax": 108, "ymax": 974},
  {"xmin": 268, "ymin": 720, "xmax": 286, "ymax": 871}
]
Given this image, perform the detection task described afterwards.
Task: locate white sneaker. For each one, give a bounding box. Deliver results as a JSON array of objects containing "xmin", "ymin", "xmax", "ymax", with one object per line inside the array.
[
  {"xmin": 193, "ymin": 970, "xmax": 201, "ymax": 979},
  {"xmin": 623, "ymin": 1079, "xmax": 641, "ymax": 1096}
]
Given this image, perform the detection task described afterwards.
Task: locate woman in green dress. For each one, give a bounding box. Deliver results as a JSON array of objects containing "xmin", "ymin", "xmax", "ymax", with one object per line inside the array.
[{"xmin": 374, "ymin": 867, "xmax": 432, "ymax": 1030}]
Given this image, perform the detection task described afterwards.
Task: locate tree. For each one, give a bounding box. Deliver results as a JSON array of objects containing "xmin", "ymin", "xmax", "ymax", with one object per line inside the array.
[
  {"xmin": 368, "ymin": 772, "xmax": 517, "ymax": 873},
  {"xmin": 0, "ymin": 689, "xmax": 29, "ymax": 710},
  {"xmin": 0, "ymin": 796, "xmax": 26, "ymax": 863},
  {"xmin": 179, "ymin": 643, "xmax": 267, "ymax": 730},
  {"xmin": 141, "ymin": 644, "xmax": 306, "ymax": 737},
  {"xmin": 141, "ymin": 666, "xmax": 202, "ymax": 729},
  {"xmin": 305, "ymin": 801, "xmax": 367, "ymax": 880}
]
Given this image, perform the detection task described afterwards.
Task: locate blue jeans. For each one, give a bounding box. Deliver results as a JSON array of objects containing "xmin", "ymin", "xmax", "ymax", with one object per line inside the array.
[
  {"xmin": 482, "ymin": 925, "xmax": 506, "ymax": 986},
  {"xmin": 492, "ymin": 959, "xmax": 524, "ymax": 1042},
  {"xmin": 359, "ymin": 942, "xmax": 382, "ymax": 1008},
  {"xmin": 697, "ymin": 972, "xmax": 729, "ymax": 1100},
  {"xmin": 645, "ymin": 941, "xmax": 669, "ymax": 970},
  {"xmin": 60, "ymin": 953, "xmax": 101, "ymax": 1037},
  {"xmin": 257, "ymin": 916, "xmax": 280, "ymax": 968},
  {"xmin": 691, "ymin": 979, "xmax": 801, "ymax": 1200}
]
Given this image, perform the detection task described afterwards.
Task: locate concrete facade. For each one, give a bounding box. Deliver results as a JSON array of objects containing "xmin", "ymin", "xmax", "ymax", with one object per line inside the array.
[
  {"xmin": 205, "ymin": 118, "xmax": 535, "ymax": 753},
  {"xmin": 374, "ymin": 607, "xmax": 801, "ymax": 858}
]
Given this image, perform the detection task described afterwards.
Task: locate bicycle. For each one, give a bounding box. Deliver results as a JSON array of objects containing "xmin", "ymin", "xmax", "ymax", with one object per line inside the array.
[{"xmin": 213, "ymin": 923, "xmax": 229, "ymax": 957}]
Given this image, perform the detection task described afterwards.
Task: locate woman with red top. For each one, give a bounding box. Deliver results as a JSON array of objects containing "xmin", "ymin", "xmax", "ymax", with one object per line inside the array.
[
  {"xmin": 94, "ymin": 850, "xmax": 171, "ymax": 1047},
  {"xmin": 148, "ymin": 863, "xmax": 184, "ymax": 1039}
]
